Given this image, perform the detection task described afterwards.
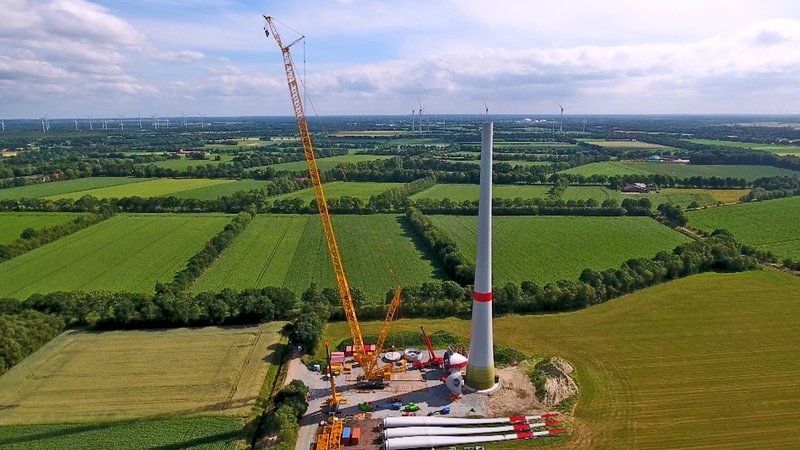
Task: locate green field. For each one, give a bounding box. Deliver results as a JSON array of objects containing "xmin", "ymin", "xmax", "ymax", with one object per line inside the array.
[
  {"xmin": 0, "ymin": 417, "xmax": 241, "ymax": 449},
  {"xmin": 688, "ymin": 196, "xmax": 800, "ymax": 260},
  {"xmin": 170, "ymin": 180, "xmax": 268, "ymax": 200},
  {"xmin": 0, "ymin": 213, "xmax": 81, "ymax": 244},
  {"xmin": 561, "ymin": 161, "xmax": 799, "ymax": 180},
  {"xmin": 0, "ymin": 177, "xmax": 147, "ymax": 200},
  {"xmin": 145, "ymin": 154, "xmax": 236, "ymax": 170},
  {"xmin": 412, "ymin": 184, "xmax": 747, "ymax": 207},
  {"xmin": 686, "ymin": 138, "xmax": 800, "ymax": 154},
  {"xmin": 44, "ymin": 178, "xmax": 235, "ymax": 200},
  {"xmin": 429, "ymin": 216, "xmax": 690, "ymax": 285},
  {"xmin": 193, "ymin": 215, "xmax": 444, "ymax": 300},
  {"xmin": 323, "ymin": 270, "xmax": 800, "ymax": 449},
  {"xmin": 270, "ymin": 154, "xmax": 393, "ymax": 172},
  {"xmin": 0, "ymin": 214, "xmax": 231, "ymax": 298},
  {"xmin": 271, "ymin": 181, "xmax": 405, "ymax": 202}
]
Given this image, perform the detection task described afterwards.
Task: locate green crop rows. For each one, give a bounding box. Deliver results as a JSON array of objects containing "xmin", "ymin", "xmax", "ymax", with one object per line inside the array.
[
  {"xmin": 688, "ymin": 196, "xmax": 800, "ymax": 259},
  {"xmin": 429, "ymin": 215, "xmax": 690, "ymax": 285},
  {"xmin": 0, "ymin": 213, "xmax": 232, "ymax": 298},
  {"xmin": 0, "ymin": 212, "xmax": 81, "ymax": 244},
  {"xmin": 0, "ymin": 417, "xmax": 241, "ymax": 449},
  {"xmin": 44, "ymin": 178, "xmax": 235, "ymax": 200},
  {"xmin": 0, "ymin": 177, "xmax": 148, "ymax": 200},
  {"xmin": 193, "ymin": 214, "xmax": 444, "ymax": 300}
]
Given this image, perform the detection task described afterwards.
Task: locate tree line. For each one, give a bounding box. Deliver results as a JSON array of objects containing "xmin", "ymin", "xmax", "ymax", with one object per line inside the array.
[
  {"xmin": 163, "ymin": 211, "xmax": 254, "ymax": 292},
  {"xmin": 0, "ymin": 308, "xmax": 64, "ymax": 376}
]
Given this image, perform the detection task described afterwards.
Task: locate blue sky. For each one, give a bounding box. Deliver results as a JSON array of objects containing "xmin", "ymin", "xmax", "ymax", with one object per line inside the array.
[{"xmin": 2, "ymin": 0, "xmax": 800, "ymax": 118}]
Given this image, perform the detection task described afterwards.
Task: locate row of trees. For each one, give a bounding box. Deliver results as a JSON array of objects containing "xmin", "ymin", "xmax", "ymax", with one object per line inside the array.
[
  {"xmin": 166, "ymin": 211, "xmax": 254, "ymax": 291},
  {"xmin": 0, "ymin": 309, "xmax": 64, "ymax": 375},
  {"xmin": 0, "ymin": 212, "xmax": 113, "ymax": 262},
  {"xmin": 410, "ymin": 197, "xmax": 630, "ymax": 216},
  {"xmin": 367, "ymin": 176, "xmax": 437, "ymax": 211},
  {"xmin": 404, "ymin": 207, "xmax": 475, "ymax": 285},
  {"xmin": 265, "ymin": 380, "xmax": 309, "ymax": 450},
  {"xmin": 741, "ymin": 175, "xmax": 800, "ymax": 202},
  {"xmin": 19, "ymin": 287, "xmax": 298, "ymax": 329}
]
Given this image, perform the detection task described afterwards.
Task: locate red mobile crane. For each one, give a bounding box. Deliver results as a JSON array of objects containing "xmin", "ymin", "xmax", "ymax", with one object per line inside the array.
[{"xmin": 413, "ymin": 326, "xmax": 444, "ymax": 370}]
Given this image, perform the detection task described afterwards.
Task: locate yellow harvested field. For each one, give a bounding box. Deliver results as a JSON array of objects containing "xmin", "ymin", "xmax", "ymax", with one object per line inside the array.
[{"xmin": 0, "ymin": 323, "xmax": 284, "ymax": 425}]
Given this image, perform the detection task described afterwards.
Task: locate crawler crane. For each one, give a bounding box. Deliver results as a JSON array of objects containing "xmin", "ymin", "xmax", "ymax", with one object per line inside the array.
[{"xmin": 264, "ymin": 16, "xmax": 403, "ymax": 387}]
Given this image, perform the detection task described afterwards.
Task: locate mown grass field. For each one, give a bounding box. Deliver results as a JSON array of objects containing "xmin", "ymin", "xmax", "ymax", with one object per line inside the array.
[
  {"xmin": 429, "ymin": 216, "xmax": 690, "ymax": 285},
  {"xmin": 0, "ymin": 177, "xmax": 147, "ymax": 200},
  {"xmin": 0, "ymin": 417, "xmax": 241, "ymax": 449},
  {"xmin": 561, "ymin": 161, "xmax": 798, "ymax": 180},
  {"xmin": 271, "ymin": 181, "xmax": 405, "ymax": 202},
  {"xmin": 0, "ymin": 323, "xmax": 283, "ymax": 425},
  {"xmin": 0, "ymin": 212, "xmax": 80, "ymax": 244},
  {"xmin": 412, "ymin": 184, "xmax": 747, "ymax": 207},
  {"xmin": 270, "ymin": 154, "xmax": 393, "ymax": 172},
  {"xmin": 193, "ymin": 215, "xmax": 444, "ymax": 300},
  {"xmin": 323, "ymin": 271, "xmax": 800, "ymax": 449},
  {"xmin": 145, "ymin": 154, "xmax": 236, "ymax": 170},
  {"xmin": 686, "ymin": 138, "xmax": 800, "ymax": 154},
  {"xmin": 44, "ymin": 178, "xmax": 234, "ymax": 200},
  {"xmin": 688, "ymin": 196, "xmax": 800, "ymax": 260},
  {"xmin": 579, "ymin": 139, "xmax": 672, "ymax": 149},
  {"xmin": 0, "ymin": 213, "xmax": 231, "ymax": 298}
]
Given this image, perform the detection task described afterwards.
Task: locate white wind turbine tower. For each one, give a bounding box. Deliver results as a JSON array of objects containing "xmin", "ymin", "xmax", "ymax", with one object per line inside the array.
[
  {"xmin": 198, "ymin": 113, "xmax": 205, "ymax": 129},
  {"xmin": 102, "ymin": 117, "xmax": 108, "ymax": 130},
  {"xmin": 411, "ymin": 109, "xmax": 415, "ymax": 132},
  {"xmin": 182, "ymin": 113, "xmax": 187, "ymax": 127},
  {"xmin": 152, "ymin": 114, "xmax": 158, "ymax": 130},
  {"xmin": 1, "ymin": 120, "xmax": 5, "ymax": 132},
  {"xmin": 417, "ymin": 100, "xmax": 424, "ymax": 134},
  {"xmin": 74, "ymin": 119, "xmax": 78, "ymax": 131},
  {"xmin": 118, "ymin": 115, "xmax": 124, "ymax": 130},
  {"xmin": 41, "ymin": 116, "xmax": 46, "ymax": 132},
  {"xmin": 138, "ymin": 113, "xmax": 142, "ymax": 130},
  {"xmin": 557, "ymin": 101, "xmax": 567, "ymax": 133},
  {"xmin": 88, "ymin": 116, "xmax": 94, "ymax": 131},
  {"xmin": 582, "ymin": 119, "xmax": 587, "ymax": 133}
]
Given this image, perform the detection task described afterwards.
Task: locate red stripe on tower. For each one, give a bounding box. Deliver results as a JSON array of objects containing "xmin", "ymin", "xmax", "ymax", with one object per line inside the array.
[
  {"xmin": 509, "ymin": 416, "xmax": 525, "ymax": 423},
  {"xmin": 473, "ymin": 291, "xmax": 492, "ymax": 302},
  {"xmin": 513, "ymin": 424, "xmax": 531, "ymax": 431}
]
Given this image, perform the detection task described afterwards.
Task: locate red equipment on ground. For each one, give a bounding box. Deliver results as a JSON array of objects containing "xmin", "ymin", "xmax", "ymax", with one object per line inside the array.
[{"xmin": 413, "ymin": 326, "xmax": 444, "ymax": 370}]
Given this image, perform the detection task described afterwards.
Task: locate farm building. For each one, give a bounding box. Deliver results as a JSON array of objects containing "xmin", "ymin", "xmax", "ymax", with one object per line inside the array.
[{"xmin": 622, "ymin": 182, "xmax": 650, "ymax": 193}]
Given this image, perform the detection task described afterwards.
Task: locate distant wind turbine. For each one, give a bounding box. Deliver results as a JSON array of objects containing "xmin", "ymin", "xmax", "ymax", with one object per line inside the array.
[
  {"xmin": 483, "ymin": 101, "xmax": 489, "ymax": 119},
  {"xmin": 198, "ymin": 113, "xmax": 205, "ymax": 129},
  {"xmin": 557, "ymin": 101, "xmax": 567, "ymax": 133},
  {"xmin": 1, "ymin": 120, "xmax": 5, "ymax": 132},
  {"xmin": 118, "ymin": 115, "xmax": 124, "ymax": 131}
]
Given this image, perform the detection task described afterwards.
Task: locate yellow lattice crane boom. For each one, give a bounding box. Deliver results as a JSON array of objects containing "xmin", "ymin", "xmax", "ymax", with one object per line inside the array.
[{"xmin": 264, "ymin": 17, "xmax": 402, "ymax": 380}]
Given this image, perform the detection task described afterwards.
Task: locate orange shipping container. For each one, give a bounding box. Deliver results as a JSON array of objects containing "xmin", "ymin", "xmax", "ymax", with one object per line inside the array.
[{"xmin": 351, "ymin": 427, "xmax": 361, "ymax": 445}]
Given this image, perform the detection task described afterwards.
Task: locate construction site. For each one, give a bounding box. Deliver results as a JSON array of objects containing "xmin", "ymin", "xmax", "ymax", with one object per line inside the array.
[{"xmin": 263, "ymin": 16, "xmax": 566, "ymax": 450}]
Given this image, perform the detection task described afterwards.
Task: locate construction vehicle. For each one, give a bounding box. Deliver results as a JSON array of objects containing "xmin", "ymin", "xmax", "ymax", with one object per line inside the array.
[
  {"xmin": 263, "ymin": 16, "xmax": 402, "ymax": 385},
  {"xmin": 324, "ymin": 341, "xmax": 345, "ymax": 410},
  {"xmin": 412, "ymin": 326, "xmax": 444, "ymax": 370}
]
